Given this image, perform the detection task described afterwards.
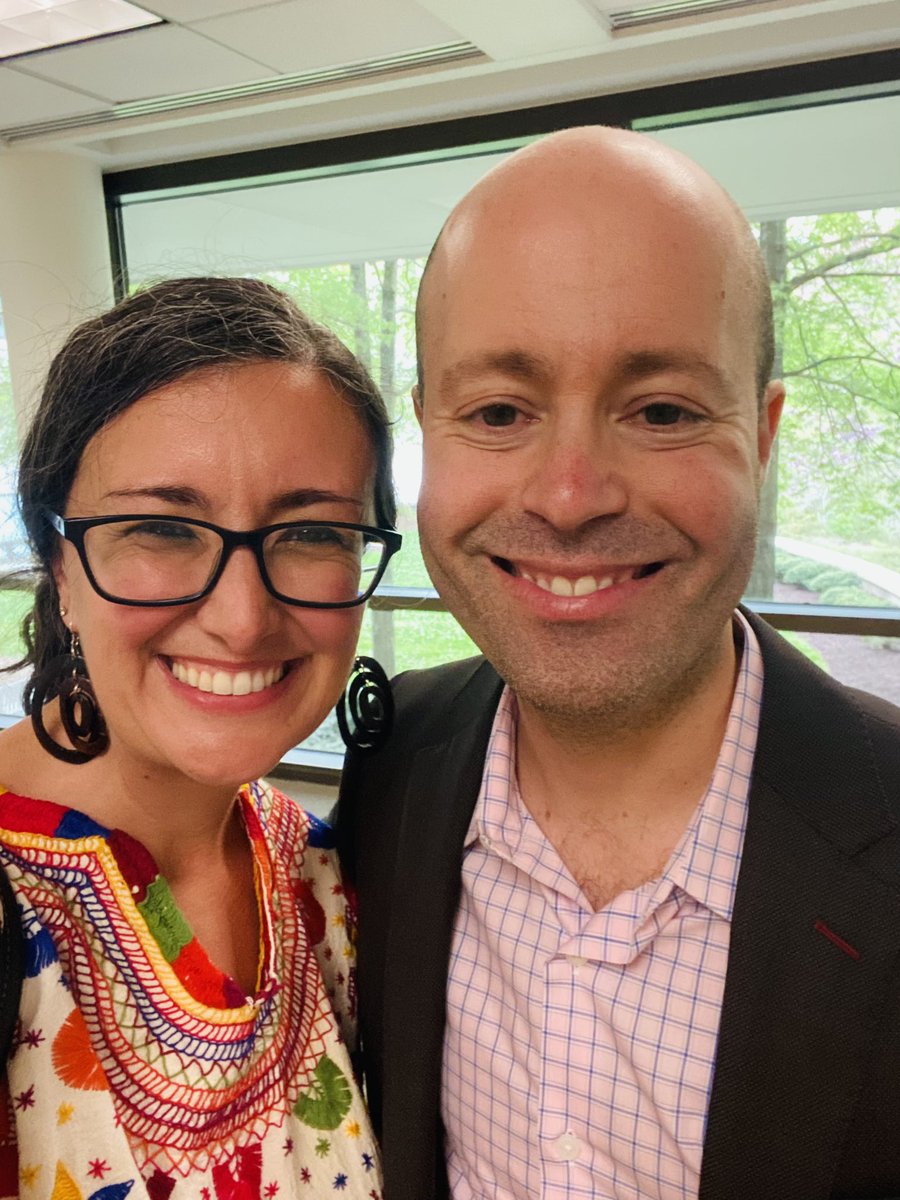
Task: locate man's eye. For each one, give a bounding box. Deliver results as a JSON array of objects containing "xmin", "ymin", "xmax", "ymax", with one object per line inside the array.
[
  {"xmin": 641, "ymin": 402, "xmax": 701, "ymax": 426},
  {"xmin": 476, "ymin": 404, "xmax": 522, "ymax": 428}
]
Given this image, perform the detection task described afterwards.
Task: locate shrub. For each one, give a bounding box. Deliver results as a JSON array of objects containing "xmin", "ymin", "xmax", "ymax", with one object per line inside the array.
[
  {"xmin": 808, "ymin": 568, "xmax": 858, "ymax": 593},
  {"xmin": 781, "ymin": 561, "xmax": 820, "ymax": 586},
  {"xmin": 775, "ymin": 551, "xmax": 803, "ymax": 576},
  {"xmin": 819, "ymin": 585, "xmax": 889, "ymax": 608}
]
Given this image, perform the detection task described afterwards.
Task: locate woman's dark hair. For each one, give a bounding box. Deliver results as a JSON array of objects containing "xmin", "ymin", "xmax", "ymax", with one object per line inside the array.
[{"xmin": 15, "ymin": 275, "xmax": 396, "ymax": 710}]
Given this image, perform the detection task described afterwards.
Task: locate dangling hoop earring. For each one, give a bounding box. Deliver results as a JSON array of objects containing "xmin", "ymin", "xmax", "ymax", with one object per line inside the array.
[
  {"xmin": 30, "ymin": 631, "xmax": 109, "ymax": 765},
  {"xmin": 335, "ymin": 656, "xmax": 393, "ymax": 753}
]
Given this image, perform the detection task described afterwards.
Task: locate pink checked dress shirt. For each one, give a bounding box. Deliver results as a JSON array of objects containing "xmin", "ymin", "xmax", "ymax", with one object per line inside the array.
[{"xmin": 442, "ymin": 612, "xmax": 764, "ymax": 1200}]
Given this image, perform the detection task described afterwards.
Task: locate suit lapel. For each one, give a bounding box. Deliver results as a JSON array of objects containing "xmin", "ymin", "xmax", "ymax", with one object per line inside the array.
[
  {"xmin": 701, "ymin": 617, "xmax": 900, "ymax": 1199},
  {"xmin": 379, "ymin": 662, "xmax": 503, "ymax": 1200}
]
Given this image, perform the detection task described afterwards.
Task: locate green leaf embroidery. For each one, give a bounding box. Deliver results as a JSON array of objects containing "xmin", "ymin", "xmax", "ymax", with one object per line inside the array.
[{"xmin": 294, "ymin": 1054, "xmax": 353, "ymax": 1130}]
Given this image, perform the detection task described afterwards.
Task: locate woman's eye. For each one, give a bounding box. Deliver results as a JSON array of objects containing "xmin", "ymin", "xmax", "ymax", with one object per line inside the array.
[
  {"xmin": 277, "ymin": 526, "xmax": 354, "ymax": 551},
  {"xmin": 122, "ymin": 520, "xmax": 197, "ymax": 541}
]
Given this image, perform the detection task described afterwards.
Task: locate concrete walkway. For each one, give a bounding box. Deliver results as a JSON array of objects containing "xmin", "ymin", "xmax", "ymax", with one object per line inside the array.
[{"xmin": 775, "ymin": 536, "xmax": 900, "ymax": 605}]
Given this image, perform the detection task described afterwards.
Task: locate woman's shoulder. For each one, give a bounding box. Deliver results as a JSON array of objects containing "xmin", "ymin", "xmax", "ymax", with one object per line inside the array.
[
  {"xmin": 243, "ymin": 779, "xmax": 340, "ymax": 873},
  {"xmin": 0, "ymin": 717, "xmax": 72, "ymax": 816}
]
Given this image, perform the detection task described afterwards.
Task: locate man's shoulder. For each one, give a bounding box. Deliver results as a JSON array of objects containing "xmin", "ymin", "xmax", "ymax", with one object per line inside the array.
[
  {"xmin": 753, "ymin": 612, "xmax": 900, "ymax": 731},
  {"xmin": 843, "ymin": 682, "xmax": 900, "ymax": 729},
  {"xmin": 390, "ymin": 654, "xmax": 502, "ymax": 728},
  {"xmin": 749, "ymin": 612, "xmax": 900, "ymax": 811}
]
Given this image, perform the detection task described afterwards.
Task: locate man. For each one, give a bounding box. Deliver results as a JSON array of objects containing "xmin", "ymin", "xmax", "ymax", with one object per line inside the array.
[{"xmin": 335, "ymin": 126, "xmax": 900, "ymax": 1200}]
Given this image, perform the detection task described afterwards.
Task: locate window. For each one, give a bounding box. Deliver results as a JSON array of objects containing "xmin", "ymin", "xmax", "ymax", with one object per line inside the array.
[
  {"xmin": 108, "ymin": 71, "xmax": 900, "ymax": 729},
  {"xmin": 0, "ymin": 299, "xmax": 33, "ymax": 718}
]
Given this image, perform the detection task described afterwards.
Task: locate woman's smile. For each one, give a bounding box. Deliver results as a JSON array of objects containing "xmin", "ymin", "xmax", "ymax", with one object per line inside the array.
[{"xmin": 166, "ymin": 656, "xmax": 288, "ymax": 695}]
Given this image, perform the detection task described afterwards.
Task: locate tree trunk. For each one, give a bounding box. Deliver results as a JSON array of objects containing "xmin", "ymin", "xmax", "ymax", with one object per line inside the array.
[{"xmin": 746, "ymin": 220, "xmax": 786, "ymax": 600}]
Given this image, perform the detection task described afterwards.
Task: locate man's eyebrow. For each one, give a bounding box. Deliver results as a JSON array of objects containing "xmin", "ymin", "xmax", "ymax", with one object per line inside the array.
[
  {"xmin": 438, "ymin": 350, "xmax": 555, "ymax": 395},
  {"xmin": 616, "ymin": 350, "xmax": 731, "ymax": 393},
  {"xmin": 437, "ymin": 349, "xmax": 734, "ymax": 398}
]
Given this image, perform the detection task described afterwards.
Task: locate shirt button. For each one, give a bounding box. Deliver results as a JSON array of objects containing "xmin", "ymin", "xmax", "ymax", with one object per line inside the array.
[
  {"xmin": 479, "ymin": 833, "xmax": 492, "ymax": 850},
  {"xmin": 553, "ymin": 1132, "xmax": 582, "ymax": 1161}
]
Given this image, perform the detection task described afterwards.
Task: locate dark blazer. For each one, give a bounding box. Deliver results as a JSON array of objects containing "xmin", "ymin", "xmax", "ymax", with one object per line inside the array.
[{"xmin": 335, "ymin": 611, "xmax": 900, "ymax": 1200}]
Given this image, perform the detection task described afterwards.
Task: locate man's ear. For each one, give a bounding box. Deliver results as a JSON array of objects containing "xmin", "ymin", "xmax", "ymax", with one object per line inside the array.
[
  {"xmin": 412, "ymin": 384, "xmax": 424, "ymax": 428},
  {"xmin": 758, "ymin": 380, "xmax": 785, "ymax": 480}
]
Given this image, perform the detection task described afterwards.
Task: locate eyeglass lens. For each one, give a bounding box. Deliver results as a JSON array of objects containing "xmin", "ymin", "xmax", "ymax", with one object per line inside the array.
[{"xmin": 81, "ymin": 518, "xmax": 386, "ymax": 604}]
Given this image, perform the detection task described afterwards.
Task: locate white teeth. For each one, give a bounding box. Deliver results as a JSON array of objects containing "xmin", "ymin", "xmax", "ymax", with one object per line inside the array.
[
  {"xmin": 522, "ymin": 570, "xmax": 632, "ymax": 596},
  {"xmin": 170, "ymin": 660, "xmax": 285, "ymax": 695},
  {"xmin": 232, "ymin": 671, "xmax": 252, "ymax": 696},
  {"xmin": 212, "ymin": 671, "xmax": 231, "ymax": 695}
]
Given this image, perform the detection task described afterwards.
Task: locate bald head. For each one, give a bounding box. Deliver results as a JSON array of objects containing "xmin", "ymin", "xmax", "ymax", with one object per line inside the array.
[{"xmin": 416, "ymin": 125, "xmax": 773, "ymax": 402}]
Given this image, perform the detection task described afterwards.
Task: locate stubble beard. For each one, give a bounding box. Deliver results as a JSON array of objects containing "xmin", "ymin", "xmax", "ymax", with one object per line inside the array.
[{"xmin": 422, "ymin": 512, "xmax": 758, "ymax": 747}]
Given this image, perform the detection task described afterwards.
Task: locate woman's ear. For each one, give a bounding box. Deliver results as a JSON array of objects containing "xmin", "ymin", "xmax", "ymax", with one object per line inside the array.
[{"xmin": 52, "ymin": 553, "xmax": 72, "ymax": 630}]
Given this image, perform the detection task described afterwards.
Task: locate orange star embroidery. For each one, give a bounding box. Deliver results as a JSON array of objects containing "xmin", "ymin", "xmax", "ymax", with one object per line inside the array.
[{"xmin": 19, "ymin": 1164, "xmax": 41, "ymax": 1189}]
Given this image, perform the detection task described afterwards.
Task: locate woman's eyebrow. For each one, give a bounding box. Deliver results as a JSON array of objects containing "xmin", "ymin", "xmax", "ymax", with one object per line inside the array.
[
  {"xmin": 100, "ymin": 486, "xmax": 363, "ymax": 513},
  {"xmin": 102, "ymin": 485, "xmax": 206, "ymax": 506},
  {"xmin": 268, "ymin": 488, "xmax": 364, "ymax": 514}
]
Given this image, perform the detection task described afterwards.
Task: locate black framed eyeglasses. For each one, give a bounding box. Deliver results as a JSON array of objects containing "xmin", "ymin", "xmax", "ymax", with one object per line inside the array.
[{"xmin": 45, "ymin": 510, "xmax": 402, "ymax": 609}]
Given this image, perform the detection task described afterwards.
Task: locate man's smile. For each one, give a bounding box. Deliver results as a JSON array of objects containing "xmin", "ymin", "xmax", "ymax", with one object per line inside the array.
[{"xmin": 493, "ymin": 557, "xmax": 665, "ymax": 597}]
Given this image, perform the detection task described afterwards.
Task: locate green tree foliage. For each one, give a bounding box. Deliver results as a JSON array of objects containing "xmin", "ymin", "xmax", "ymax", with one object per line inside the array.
[
  {"xmin": 748, "ymin": 209, "xmax": 899, "ymax": 598},
  {"xmin": 262, "ymin": 261, "xmax": 426, "ymax": 674},
  {"xmin": 261, "ymin": 213, "xmax": 900, "ymax": 659}
]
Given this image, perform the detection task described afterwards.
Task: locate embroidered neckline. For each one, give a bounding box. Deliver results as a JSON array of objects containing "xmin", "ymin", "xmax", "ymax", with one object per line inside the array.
[{"xmin": 0, "ymin": 782, "xmax": 274, "ymax": 1012}]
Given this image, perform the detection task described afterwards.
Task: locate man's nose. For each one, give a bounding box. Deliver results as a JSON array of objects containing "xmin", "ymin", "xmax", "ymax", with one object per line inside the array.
[{"xmin": 520, "ymin": 419, "xmax": 629, "ymax": 531}]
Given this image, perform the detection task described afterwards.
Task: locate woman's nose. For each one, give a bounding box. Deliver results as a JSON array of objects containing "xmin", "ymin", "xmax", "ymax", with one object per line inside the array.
[{"xmin": 197, "ymin": 546, "xmax": 279, "ymax": 647}]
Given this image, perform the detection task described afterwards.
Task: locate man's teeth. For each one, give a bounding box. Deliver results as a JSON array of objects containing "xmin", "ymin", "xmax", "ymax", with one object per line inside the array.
[
  {"xmin": 170, "ymin": 661, "xmax": 285, "ymax": 695},
  {"xmin": 519, "ymin": 569, "xmax": 633, "ymax": 596}
]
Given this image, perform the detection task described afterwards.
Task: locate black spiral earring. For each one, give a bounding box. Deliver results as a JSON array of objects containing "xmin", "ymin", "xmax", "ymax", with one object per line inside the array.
[
  {"xmin": 335, "ymin": 656, "xmax": 393, "ymax": 753},
  {"xmin": 30, "ymin": 624, "xmax": 109, "ymax": 766}
]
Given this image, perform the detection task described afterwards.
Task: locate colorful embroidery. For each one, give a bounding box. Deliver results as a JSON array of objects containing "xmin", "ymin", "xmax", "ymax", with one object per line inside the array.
[{"xmin": 0, "ymin": 782, "xmax": 381, "ymax": 1199}]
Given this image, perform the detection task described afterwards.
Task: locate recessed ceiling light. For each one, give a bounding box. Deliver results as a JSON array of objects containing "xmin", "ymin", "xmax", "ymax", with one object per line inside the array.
[{"xmin": 0, "ymin": 0, "xmax": 162, "ymax": 61}]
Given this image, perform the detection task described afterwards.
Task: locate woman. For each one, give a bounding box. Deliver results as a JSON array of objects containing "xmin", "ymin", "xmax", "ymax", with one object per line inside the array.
[{"xmin": 0, "ymin": 277, "xmax": 399, "ymax": 1198}]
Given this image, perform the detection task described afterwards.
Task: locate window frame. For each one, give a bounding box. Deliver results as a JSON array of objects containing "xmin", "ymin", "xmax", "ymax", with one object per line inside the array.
[{"xmin": 98, "ymin": 47, "xmax": 900, "ymax": 778}]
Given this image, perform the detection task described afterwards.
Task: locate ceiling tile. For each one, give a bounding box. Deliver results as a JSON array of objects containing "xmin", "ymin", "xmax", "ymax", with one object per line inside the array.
[
  {"xmin": 415, "ymin": 0, "xmax": 608, "ymax": 59},
  {"xmin": 136, "ymin": 0, "xmax": 281, "ymax": 19},
  {"xmin": 9, "ymin": 22, "xmax": 275, "ymax": 101},
  {"xmin": 195, "ymin": 0, "xmax": 462, "ymax": 74},
  {"xmin": 0, "ymin": 61, "xmax": 111, "ymax": 125}
]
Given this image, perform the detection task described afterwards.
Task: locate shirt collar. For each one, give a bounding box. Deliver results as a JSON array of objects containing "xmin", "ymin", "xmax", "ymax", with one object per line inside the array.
[{"xmin": 466, "ymin": 610, "xmax": 765, "ymax": 922}]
